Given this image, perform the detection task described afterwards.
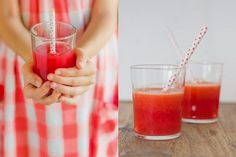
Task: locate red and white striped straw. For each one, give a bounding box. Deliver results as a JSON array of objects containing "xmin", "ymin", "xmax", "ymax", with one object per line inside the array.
[
  {"xmin": 163, "ymin": 26, "xmax": 208, "ymax": 91},
  {"xmin": 49, "ymin": 10, "xmax": 56, "ymax": 54}
]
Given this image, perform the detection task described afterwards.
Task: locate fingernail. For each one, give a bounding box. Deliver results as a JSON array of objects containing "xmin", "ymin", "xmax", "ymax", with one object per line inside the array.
[
  {"xmin": 51, "ymin": 83, "xmax": 58, "ymax": 89},
  {"xmin": 55, "ymin": 70, "xmax": 61, "ymax": 75},
  {"xmin": 45, "ymin": 82, "xmax": 51, "ymax": 88},
  {"xmin": 47, "ymin": 74, "xmax": 53, "ymax": 80},
  {"xmin": 35, "ymin": 80, "xmax": 41, "ymax": 88}
]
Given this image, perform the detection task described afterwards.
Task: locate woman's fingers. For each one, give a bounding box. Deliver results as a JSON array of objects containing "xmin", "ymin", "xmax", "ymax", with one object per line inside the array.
[
  {"xmin": 44, "ymin": 60, "xmax": 96, "ymax": 99},
  {"xmin": 75, "ymin": 47, "xmax": 88, "ymax": 69},
  {"xmin": 24, "ymin": 81, "xmax": 51, "ymax": 99},
  {"xmin": 26, "ymin": 73, "xmax": 42, "ymax": 87},
  {"xmin": 25, "ymin": 85, "xmax": 60, "ymax": 105},
  {"xmin": 59, "ymin": 95, "xmax": 79, "ymax": 105},
  {"xmin": 50, "ymin": 82, "xmax": 90, "ymax": 96},
  {"xmin": 35, "ymin": 82, "xmax": 51, "ymax": 97},
  {"xmin": 24, "ymin": 84, "xmax": 36, "ymax": 98},
  {"xmin": 47, "ymin": 74, "xmax": 94, "ymax": 86},
  {"xmin": 22, "ymin": 62, "xmax": 42, "ymax": 87},
  {"xmin": 22, "ymin": 62, "xmax": 61, "ymax": 105},
  {"xmin": 54, "ymin": 61, "xmax": 96, "ymax": 77},
  {"xmin": 40, "ymin": 90, "xmax": 61, "ymax": 105},
  {"xmin": 55, "ymin": 68, "xmax": 84, "ymax": 77}
]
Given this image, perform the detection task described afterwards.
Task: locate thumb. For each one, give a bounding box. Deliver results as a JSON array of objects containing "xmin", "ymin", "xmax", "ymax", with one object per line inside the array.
[
  {"xmin": 75, "ymin": 48, "xmax": 88, "ymax": 69},
  {"xmin": 22, "ymin": 62, "xmax": 43, "ymax": 88}
]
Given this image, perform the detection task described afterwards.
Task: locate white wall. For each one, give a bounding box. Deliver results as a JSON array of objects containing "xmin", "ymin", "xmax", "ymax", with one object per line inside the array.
[{"xmin": 119, "ymin": 0, "xmax": 236, "ymax": 102}]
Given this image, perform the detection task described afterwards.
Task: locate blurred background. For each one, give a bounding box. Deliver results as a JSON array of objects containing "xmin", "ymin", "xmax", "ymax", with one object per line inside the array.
[{"xmin": 119, "ymin": 0, "xmax": 236, "ymax": 102}]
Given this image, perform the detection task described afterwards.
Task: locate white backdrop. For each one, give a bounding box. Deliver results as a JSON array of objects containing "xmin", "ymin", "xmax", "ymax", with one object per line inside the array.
[{"xmin": 119, "ymin": 0, "xmax": 236, "ymax": 102}]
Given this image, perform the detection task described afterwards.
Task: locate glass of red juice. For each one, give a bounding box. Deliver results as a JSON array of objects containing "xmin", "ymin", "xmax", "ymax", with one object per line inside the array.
[
  {"xmin": 131, "ymin": 64, "xmax": 185, "ymax": 140},
  {"xmin": 0, "ymin": 60, "xmax": 4, "ymax": 102},
  {"xmin": 182, "ymin": 62, "xmax": 223, "ymax": 123},
  {"xmin": 31, "ymin": 22, "xmax": 77, "ymax": 81}
]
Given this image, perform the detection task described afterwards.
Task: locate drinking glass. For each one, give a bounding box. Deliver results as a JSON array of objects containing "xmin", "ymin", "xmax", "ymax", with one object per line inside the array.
[
  {"xmin": 31, "ymin": 22, "xmax": 77, "ymax": 81},
  {"xmin": 182, "ymin": 62, "xmax": 223, "ymax": 123},
  {"xmin": 131, "ymin": 64, "xmax": 185, "ymax": 140}
]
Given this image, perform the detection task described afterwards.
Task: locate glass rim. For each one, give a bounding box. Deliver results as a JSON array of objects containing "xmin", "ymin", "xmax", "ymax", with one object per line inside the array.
[
  {"xmin": 130, "ymin": 64, "xmax": 185, "ymax": 70},
  {"xmin": 30, "ymin": 21, "xmax": 77, "ymax": 40},
  {"xmin": 189, "ymin": 61, "xmax": 224, "ymax": 66}
]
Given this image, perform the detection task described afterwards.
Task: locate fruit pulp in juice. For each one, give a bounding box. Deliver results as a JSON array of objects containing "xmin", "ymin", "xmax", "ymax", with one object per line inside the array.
[
  {"xmin": 33, "ymin": 43, "xmax": 76, "ymax": 81},
  {"xmin": 133, "ymin": 88, "xmax": 184, "ymax": 136},
  {"xmin": 182, "ymin": 82, "xmax": 221, "ymax": 119}
]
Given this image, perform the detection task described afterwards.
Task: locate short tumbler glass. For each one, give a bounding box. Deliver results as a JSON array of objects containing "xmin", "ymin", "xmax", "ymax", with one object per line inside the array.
[
  {"xmin": 131, "ymin": 64, "xmax": 185, "ymax": 140},
  {"xmin": 182, "ymin": 62, "xmax": 223, "ymax": 123},
  {"xmin": 31, "ymin": 22, "xmax": 77, "ymax": 81}
]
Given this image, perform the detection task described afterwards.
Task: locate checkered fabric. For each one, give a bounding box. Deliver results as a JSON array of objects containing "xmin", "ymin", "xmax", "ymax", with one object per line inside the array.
[{"xmin": 0, "ymin": 0, "xmax": 118, "ymax": 157}]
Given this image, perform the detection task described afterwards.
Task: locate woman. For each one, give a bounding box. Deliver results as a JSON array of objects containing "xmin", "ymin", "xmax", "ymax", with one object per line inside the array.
[{"xmin": 0, "ymin": 0, "xmax": 118, "ymax": 156}]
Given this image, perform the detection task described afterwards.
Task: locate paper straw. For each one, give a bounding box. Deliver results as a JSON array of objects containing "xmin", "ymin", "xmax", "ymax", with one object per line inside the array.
[
  {"xmin": 163, "ymin": 26, "xmax": 208, "ymax": 91},
  {"xmin": 165, "ymin": 26, "xmax": 196, "ymax": 83},
  {"xmin": 165, "ymin": 26, "xmax": 183, "ymax": 58},
  {"xmin": 49, "ymin": 10, "xmax": 56, "ymax": 54}
]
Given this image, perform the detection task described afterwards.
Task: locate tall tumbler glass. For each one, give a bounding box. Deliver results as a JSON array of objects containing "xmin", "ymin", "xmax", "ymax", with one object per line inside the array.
[
  {"xmin": 182, "ymin": 62, "xmax": 223, "ymax": 123},
  {"xmin": 131, "ymin": 64, "xmax": 185, "ymax": 140},
  {"xmin": 31, "ymin": 22, "xmax": 77, "ymax": 81}
]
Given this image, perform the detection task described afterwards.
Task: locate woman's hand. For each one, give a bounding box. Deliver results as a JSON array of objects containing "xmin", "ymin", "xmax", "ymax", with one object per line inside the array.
[
  {"xmin": 47, "ymin": 52, "xmax": 96, "ymax": 104},
  {"xmin": 22, "ymin": 62, "xmax": 61, "ymax": 105}
]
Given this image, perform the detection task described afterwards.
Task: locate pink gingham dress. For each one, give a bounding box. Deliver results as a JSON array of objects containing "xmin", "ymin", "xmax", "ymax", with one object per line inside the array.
[{"xmin": 0, "ymin": 0, "xmax": 118, "ymax": 157}]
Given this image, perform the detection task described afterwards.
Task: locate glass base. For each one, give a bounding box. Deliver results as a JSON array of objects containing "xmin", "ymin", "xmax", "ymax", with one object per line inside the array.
[
  {"xmin": 134, "ymin": 132, "xmax": 181, "ymax": 141},
  {"xmin": 182, "ymin": 118, "xmax": 217, "ymax": 124}
]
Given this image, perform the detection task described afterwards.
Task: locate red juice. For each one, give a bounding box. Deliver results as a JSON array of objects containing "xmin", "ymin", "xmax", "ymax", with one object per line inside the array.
[
  {"xmin": 133, "ymin": 88, "xmax": 183, "ymax": 136},
  {"xmin": 0, "ymin": 84, "xmax": 4, "ymax": 101},
  {"xmin": 182, "ymin": 82, "xmax": 221, "ymax": 120},
  {"xmin": 33, "ymin": 43, "xmax": 76, "ymax": 81}
]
